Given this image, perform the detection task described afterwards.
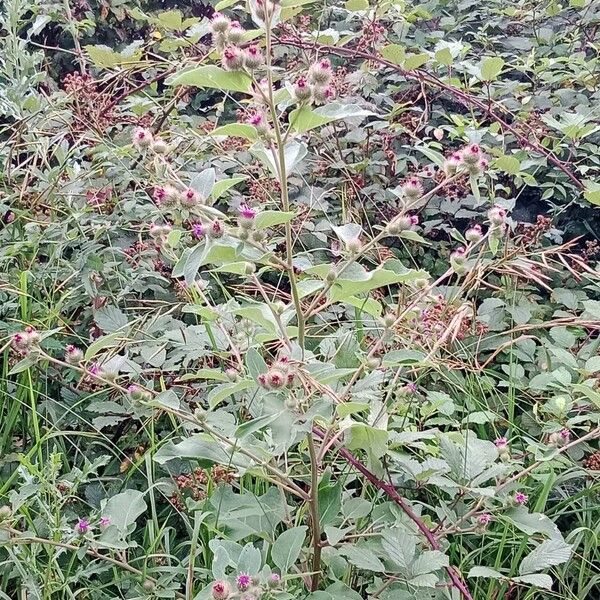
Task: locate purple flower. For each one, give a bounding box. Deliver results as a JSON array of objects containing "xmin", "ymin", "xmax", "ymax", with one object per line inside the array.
[
  {"xmin": 212, "ymin": 580, "xmax": 231, "ymax": 600},
  {"xmin": 514, "ymin": 491, "xmax": 528, "ymax": 506},
  {"xmin": 191, "ymin": 223, "xmax": 205, "ymax": 239},
  {"xmin": 99, "ymin": 516, "xmax": 110, "ymax": 527},
  {"xmin": 560, "ymin": 428, "xmax": 571, "ymax": 442},
  {"xmin": 236, "ymin": 572, "xmax": 252, "ymax": 591},
  {"xmin": 75, "ymin": 518, "xmax": 90, "ymax": 534},
  {"xmin": 494, "ymin": 437, "xmax": 508, "ymax": 450},
  {"xmin": 239, "ymin": 204, "xmax": 257, "ymax": 221},
  {"xmin": 88, "ymin": 363, "xmax": 102, "ymax": 376},
  {"xmin": 477, "ymin": 513, "xmax": 492, "ymax": 525}
]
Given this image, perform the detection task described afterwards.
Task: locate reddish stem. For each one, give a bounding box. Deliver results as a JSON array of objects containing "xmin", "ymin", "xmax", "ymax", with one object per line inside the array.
[{"xmin": 313, "ymin": 427, "xmax": 474, "ymax": 600}]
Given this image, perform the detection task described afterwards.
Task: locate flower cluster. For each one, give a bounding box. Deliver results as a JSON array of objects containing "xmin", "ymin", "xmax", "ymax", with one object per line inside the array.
[
  {"xmin": 11, "ymin": 327, "xmax": 40, "ymax": 355},
  {"xmin": 211, "ymin": 571, "xmax": 281, "ymax": 600},
  {"xmin": 443, "ymin": 143, "xmax": 489, "ymax": 177},
  {"xmin": 153, "ymin": 185, "xmax": 206, "ymax": 210},
  {"xmin": 211, "ymin": 14, "xmax": 263, "ymax": 72},
  {"xmin": 257, "ymin": 356, "xmax": 296, "ymax": 390},
  {"xmin": 293, "ymin": 58, "xmax": 335, "ymax": 105}
]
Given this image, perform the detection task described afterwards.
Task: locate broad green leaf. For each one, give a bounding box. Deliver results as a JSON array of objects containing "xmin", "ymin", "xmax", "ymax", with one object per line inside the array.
[
  {"xmin": 340, "ymin": 545, "xmax": 385, "ymax": 572},
  {"xmin": 404, "ymin": 53, "xmax": 429, "ymax": 70},
  {"xmin": 207, "ymin": 379, "xmax": 255, "ymax": 409},
  {"xmin": 435, "ymin": 47, "xmax": 453, "ymax": 65},
  {"xmin": 272, "ymin": 526, "xmax": 307, "ymax": 574},
  {"xmin": 337, "ymin": 402, "xmax": 370, "ymax": 418},
  {"xmin": 254, "ymin": 210, "xmax": 295, "ymax": 230},
  {"xmin": 583, "ymin": 181, "xmax": 600, "ymax": 206},
  {"xmin": 290, "ymin": 102, "xmax": 375, "ymax": 133},
  {"xmin": 513, "ymin": 574, "xmax": 553, "ymax": 589},
  {"xmin": 494, "ymin": 155, "xmax": 521, "ymax": 175},
  {"xmin": 212, "ymin": 176, "xmax": 246, "ymax": 200},
  {"xmin": 347, "ymin": 424, "xmax": 388, "ymax": 459},
  {"xmin": 519, "ymin": 539, "xmax": 572, "ymax": 575},
  {"xmin": 235, "ymin": 412, "xmax": 282, "ymax": 439},
  {"xmin": 382, "ymin": 528, "xmax": 417, "ymax": 572},
  {"xmin": 211, "ymin": 123, "xmax": 258, "ymax": 141},
  {"xmin": 381, "ymin": 44, "xmax": 406, "ymax": 65},
  {"xmin": 177, "ymin": 369, "xmax": 231, "ymax": 383},
  {"xmin": 480, "ymin": 57, "xmax": 505, "ymax": 81},
  {"xmin": 468, "ymin": 566, "xmax": 504, "ymax": 579},
  {"xmin": 102, "ymin": 490, "xmax": 147, "ymax": 531},
  {"xmin": 85, "ymin": 332, "xmax": 121, "ymax": 360},
  {"xmin": 345, "ymin": 0, "xmax": 369, "ymax": 9},
  {"xmin": 166, "ymin": 65, "xmax": 252, "ymax": 93}
]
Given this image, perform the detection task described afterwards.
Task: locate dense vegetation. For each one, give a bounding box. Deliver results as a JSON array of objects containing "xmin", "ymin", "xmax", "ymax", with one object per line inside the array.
[{"xmin": 1, "ymin": 0, "xmax": 599, "ymax": 599}]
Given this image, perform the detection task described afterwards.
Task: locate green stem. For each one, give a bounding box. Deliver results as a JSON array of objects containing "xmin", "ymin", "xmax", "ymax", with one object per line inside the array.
[{"xmin": 307, "ymin": 434, "xmax": 322, "ymax": 591}]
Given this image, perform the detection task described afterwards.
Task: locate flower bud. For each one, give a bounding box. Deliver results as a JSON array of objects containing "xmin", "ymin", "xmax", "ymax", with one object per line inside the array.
[
  {"xmin": 243, "ymin": 262, "xmax": 256, "ymax": 275},
  {"xmin": 267, "ymin": 369, "xmax": 286, "ymax": 389},
  {"xmin": 308, "ymin": 58, "xmax": 332, "ymax": 85},
  {"xmin": 272, "ymin": 301, "xmax": 286, "ymax": 315},
  {"xmin": 208, "ymin": 220, "xmax": 225, "ymax": 239},
  {"xmin": 284, "ymin": 396, "xmax": 298, "ymax": 410},
  {"xmin": 450, "ymin": 246, "xmax": 467, "ymax": 266},
  {"xmin": 210, "ymin": 12, "xmax": 231, "ymax": 34},
  {"xmin": 222, "ymin": 46, "xmax": 244, "ymax": 71},
  {"xmin": 227, "ymin": 21, "xmax": 245, "ymax": 44},
  {"xmin": 238, "ymin": 204, "xmax": 257, "ymax": 228},
  {"xmin": 293, "ymin": 75, "xmax": 312, "ymax": 103},
  {"xmin": 326, "ymin": 269, "xmax": 337, "ymax": 284},
  {"xmin": 143, "ymin": 580, "xmax": 155, "ymax": 592},
  {"xmin": 180, "ymin": 188, "xmax": 199, "ymax": 207},
  {"xmin": 268, "ymin": 573, "xmax": 281, "ymax": 588},
  {"xmin": 212, "ymin": 581, "xmax": 231, "ymax": 600},
  {"xmin": 152, "ymin": 138, "xmax": 169, "ymax": 154},
  {"xmin": 132, "ymin": 127, "xmax": 153, "ymax": 149},
  {"xmin": 0, "ymin": 506, "xmax": 12, "ymax": 520},
  {"xmin": 401, "ymin": 177, "xmax": 423, "ymax": 201},
  {"xmin": 243, "ymin": 45, "xmax": 263, "ymax": 70},
  {"xmin": 443, "ymin": 153, "xmax": 463, "ymax": 175},
  {"xmin": 153, "ymin": 185, "xmax": 179, "ymax": 207},
  {"xmin": 460, "ymin": 143, "xmax": 481, "ymax": 166},
  {"xmin": 312, "ymin": 84, "xmax": 335, "ymax": 105},
  {"xmin": 225, "ymin": 368, "xmax": 239, "ymax": 382},
  {"xmin": 65, "ymin": 344, "xmax": 84, "ymax": 364},
  {"xmin": 247, "ymin": 112, "xmax": 270, "ymax": 138},
  {"xmin": 465, "ymin": 224, "xmax": 483, "ymax": 243},
  {"xmin": 433, "ymin": 128, "xmax": 444, "ymax": 141},
  {"xmin": 381, "ymin": 313, "xmax": 396, "ymax": 328},
  {"xmin": 345, "ymin": 238, "xmax": 362, "ymax": 254},
  {"xmin": 488, "ymin": 205, "xmax": 506, "ymax": 226}
]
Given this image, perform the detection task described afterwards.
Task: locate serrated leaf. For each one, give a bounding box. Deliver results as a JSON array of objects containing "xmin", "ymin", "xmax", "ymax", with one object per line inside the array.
[
  {"xmin": 381, "ymin": 44, "xmax": 406, "ymax": 65},
  {"xmin": 381, "ymin": 529, "xmax": 417, "ymax": 572},
  {"xmin": 494, "ymin": 155, "xmax": 521, "ymax": 175},
  {"xmin": 340, "ymin": 546, "xmax": 385, "ymax": 572},
  {"xmin": 519, "ymin": 539, "xmax": 572, "ymax": 575}
]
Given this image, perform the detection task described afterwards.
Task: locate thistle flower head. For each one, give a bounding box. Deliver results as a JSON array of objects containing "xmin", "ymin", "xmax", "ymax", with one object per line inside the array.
[
  {"xmin": 494, "ymin": 437, "xmax": 508, "ymax": 450},
  {"xmin": 402, "ymin": 177, "xmax": 424, "ymax": 201},
  {"xmin": 132, "ymin": 127, "xmax": 153, "ymax": 149},
  {"xmin": 308, "ymin": 58, "xmax": 332, "ymax": 85},
  {"xmin": 222, "ymin": 46, "xmax": 244, "ymax": 71},
  {"xmin": 477, "ymin": 513, "xmax": 492, "ymax": 525},
  {"xmin": 227, "ymin": 21, "xmax": 245, "ymax": 44},
  {"xmin": 75, "ymin": 518, "xmax": 90, "ymax": 534},
  {"xmin": 191, "ymin": 223, "xmax": 205, "ymax": 239},
  {"xmin": 312, "ymin": 84, "xmax": 336, "ymax": 105},
  {"xmin": 212, "ymin": 580, "xmax": 231, "ymax": 600},
  {"xmin": 244, "ymin": 45, "xmax": 263, "ymax": 70},
  {"xmin": 293, "ymin": 75, "xmax": 312, "ymax": 102},
  {"xmin": 65, "ymin": 344, "xmax": 84, "ymax": 364},
  {"xmin": 465, "ymin": 224, "xmax": 483, "ymax": 242},
  {"xmin": 236, "ymin": 572, "xmax": 252, "ymax": 591},
  {"xmin": 514, "ymin": 491, "xmax": 528, "ymax": 505},
  {"xmin": 488, "ymin": 205, "xmax": 507, "ymax": 225},
  {"xmin": 209, "ymin": 220, "xmax": 225, "ymax": 239},
  {"xmin": 210, "ymin": 12, "xmax": 231, "ymax": 34},
  {"xmin": 268, "ymin": 573, "xmax": 281, "ymax": 588},
  {"xmin": 181, "ymin": 187, "xmax": 199, "ymax": 207},
  {"xmin": 99, "ymin": 516, "xmax": 111, "ymax": 527}
]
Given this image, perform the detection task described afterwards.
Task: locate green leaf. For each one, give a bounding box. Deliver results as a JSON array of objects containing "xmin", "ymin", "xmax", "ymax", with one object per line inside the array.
[
  {"xmin": 254, "ymin": 210, "xmax": 295, "ymax": 230},
  {"xmin": 345, "ymin": 0, "xmax": 369, "ymax": 9},
  {"xmin": 207, "ymin": 379, "xmax": 255, "ymax": 409},
  {"xmin": 177, "ymin": 368, "xmax": 230, "ymax": 382},
  {"xmin": 290, "ymin": 102, "xmax": 375, "ymax": 133},
  {"xmin": 271, "ymin": 526, "xmax": 307, "ymax": 574},
  {"xmin": 211, "ymin": 123, "xmax": 258, "ymax": 141},
  {"xmin": 336, "ymin": 402, "xmax": 370, "ymax": 418},
  {"xmin": 166, "ymin": 65, "xmax": 252, "ymax": 93},
  {"xmin": 480, "ymin": 57, "xmax": 505, "ymax": 81},
  {"xmin": 381, "ymin": 44, "xmax": 406, "ymax": 65},
  {"xmin": 583, "ymin": 181, "xmax": 600, "ymax": 206},
  {"xmin": 435, "ymin": 47, "xmax": 453, "ymax": 66},
  {"xmin": 318, "ymin": 475, "xmax": 342, "ymax": 527},
  {"xmin": 84, "ymin": 332, "xmax": 121, "ymax": 360},
  {"xmin": 212, "ymin": 176, "xmax": 246, "ymax": 200},
  {"xmin": 403, "ymin": 53, "xmax": 429, "ymax": 70},
  {"xmin": 101, "ymin": 490, "xmax": 147, "ymax": 531},
  {"xmin": 519, "ymin": 539, "xmax": 572, "ymax": 575},
  {"xmin": 340, "ymin": 545, "xmax": 385, "ymax": 572},
  {"xmin": 513, "ymin": 574, "xmax": 553, "ymax": 589},
  {"xmin": 381, "ymin": 529, "xmax": 417, "ymax": 572},
  {"xmin": 235, "ymin": 412, "xmax": 282, "ymax": 439},
  {"xmin": 468, "ymin": 566, "xmax": 504, "ymax": 579},
  {"xmin": 494, "ymin": 155, "xmax": 521, "ymax": 175},
  {"xmin": 347, "ymin": 424, "xmax": 388, "ymax": 459}
]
